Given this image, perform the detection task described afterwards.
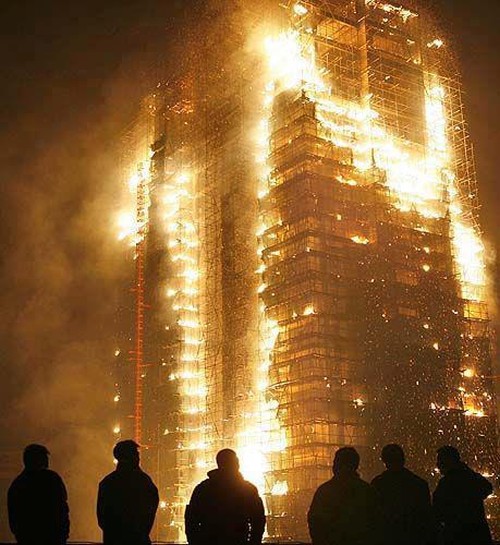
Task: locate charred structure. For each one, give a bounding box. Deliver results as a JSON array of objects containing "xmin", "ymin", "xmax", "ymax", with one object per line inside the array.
[{"xmin": 114, "ymin": 0, "xmax": 498, "ymax": 541}]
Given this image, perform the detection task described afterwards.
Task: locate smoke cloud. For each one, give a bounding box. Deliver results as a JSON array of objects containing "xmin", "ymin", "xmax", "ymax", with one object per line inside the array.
[
  {"xmin": 0, "ymin": 87, "xmax": 136, "ymax": 538},
  {"xmin": 0, "ymin": 3, "xmax": 175, "ymax": 538}
]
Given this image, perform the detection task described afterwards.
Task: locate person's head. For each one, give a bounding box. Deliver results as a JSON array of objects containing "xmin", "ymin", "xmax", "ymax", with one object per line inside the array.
[
  {"xmin": 23, "ymin": 444, "xmax": 49, "ymax": 471},
  {"xmin": 381, "ymin": 444, "xmax": 405, "ymax": 470},
  {"xmin": 437, "ymin": 446, "xmax": 461, "ymax": 475},
  {"xmin": 113, "ymin": 440, "xmax": 140, "ymax": 467},
  {"xmin": 216, "ymin": 449, "xmax": 239, "ymax": 472},
  {"xmin": 333, "ymin": 447, "xmax": 360, "ymax": 476}
]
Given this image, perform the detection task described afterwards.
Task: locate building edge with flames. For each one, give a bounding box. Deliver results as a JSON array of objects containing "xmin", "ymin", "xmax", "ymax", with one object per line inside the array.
[{"xmin": 113, "ymin": 0, "xmax": 499, "ymax": 541}]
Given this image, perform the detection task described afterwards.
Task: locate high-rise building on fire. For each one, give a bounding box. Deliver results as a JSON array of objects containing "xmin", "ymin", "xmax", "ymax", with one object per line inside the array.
[{"xmin": 114, "ymin": 0, "xmax": 498, "ymax": 541}]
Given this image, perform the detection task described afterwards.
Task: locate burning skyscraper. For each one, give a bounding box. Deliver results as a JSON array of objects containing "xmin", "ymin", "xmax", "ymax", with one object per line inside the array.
[{"xmin": 114, "ymin": 0, "xmax": 498, "ymax": 541}]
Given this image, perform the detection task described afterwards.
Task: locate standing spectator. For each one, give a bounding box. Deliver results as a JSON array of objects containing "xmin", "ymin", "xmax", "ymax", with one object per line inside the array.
[
  {"xmin": 371, "ymin": 444, "xmax": 434, "ymax": 545},
  {"xmin": 185, "ymin": 448, "xmax": 265, "ymax": 545},
  {"xmin": 308, "ymin": 446, "xmax": 381, "ymax": 545},
  {"xmin": 433, "ymin": 445, "xmax": 492, "ymax": 545},
  {"xmin": 97, "ymin": 440, "xmax": 159, "ymax": 545},
  {"xmin": 8, "ymin": 444, "xmax": 69, "ymax": 545}
]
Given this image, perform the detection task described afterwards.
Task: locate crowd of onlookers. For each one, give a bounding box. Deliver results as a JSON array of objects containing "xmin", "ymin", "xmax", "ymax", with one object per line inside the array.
[
  {"xmin": 308, "ymin": 445, "xmax": 493, "ymax": 545},
  {"xmin": 6, "ymin": 440, "xmax": 494, "ymax": 545}
]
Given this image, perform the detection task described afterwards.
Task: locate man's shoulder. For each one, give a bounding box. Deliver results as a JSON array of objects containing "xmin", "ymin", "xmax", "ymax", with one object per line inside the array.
[
  {"xmin": 371, "ymin": 471, "xmax": 386, "ymax": 486},
  {"xmin": 434, "ymin": 474, "xmax": 452, "ymax": 495},
  {"xmin": 8, "ymin": 472, "xmax": 25, "ymax": 492},
  {"xmin": 438, "ymin": 469, "xmax": 464, "ymax": 486},
  {"xmin": 193, "ymin": 476, "xmax": 259, "ymax": 497},
  {"xmin": 101, "ymin": 468, "xmax": 155, "ymax": 484},
  {"xmin": 240, "ymin": 479, "xmax": 264, "ymax": 503},
  {"xmin": 138, "ymin": 469, "xmax": 158, "ymax": 490},
  {"xmin": 372, "ymin": 468, "xmax": 428, "ymax": 487},
  {"xmin": 11, "ymin": 469, "xmax": 63, "ymax": 486},
  {"xmin": 195, "ymin": 477, "xmax": 210, "ymax": 488},
  {"xmin": 436, "ymin": 468, "xmax": 476, "ymax": 494},
  {"xmin": 99, "ymin": 470, "xmax": 118, "ymax": 488},
  {"xmin": 242, "ymin": 479, "xmax": 260, "ymax": 494},
  {"xmin": 44, "ymin": 469, "xmax": 64, "ymax": 482},
  {"xmin": 191, "ymin": 478, "xmax": 211, "ymax": 497},
  {"xmin": 355, "ymin": 476, "xmax": 375, "ymax": 492},
  {"xmin": 314, "ymin": 478, "xmax": 336, "ymax": 495},
  {"xmin": 403, "ymin": 468, "xmax": 429, "ymax": 487},
  {"xmin": 312, "ymin": 477, "xmax": 371, "ymax": 500}
]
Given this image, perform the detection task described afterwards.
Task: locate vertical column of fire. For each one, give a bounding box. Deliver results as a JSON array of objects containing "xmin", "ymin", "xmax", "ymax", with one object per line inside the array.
[
  {"xmin": 249, "ymin": 10, "xmax": 347, "ymax": 510},
  {"xmin": 162, "ymin": 166, "xmax": 207, "ymax": 518},
  {"xmin": 243, "ymin": 18, "xmax": 325, "ymax": 505},
  {"xmin": 424, "ymin": 71, "xmax": 490, "ymax": 420},
  {"xmin": 247, "ymin": 79, "xmax": 286, "ymax": 495}
]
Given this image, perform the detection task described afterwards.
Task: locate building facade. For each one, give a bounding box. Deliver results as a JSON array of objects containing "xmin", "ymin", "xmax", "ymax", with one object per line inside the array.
[{"xmin": 115, "ymin": 0, "xmax": 498, "ymax": 541}]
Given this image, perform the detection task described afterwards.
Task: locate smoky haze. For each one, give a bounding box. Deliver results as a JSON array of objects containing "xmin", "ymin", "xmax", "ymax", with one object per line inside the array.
[
  {"xmin": 0, "ymin": 0, "xmax": 196, "ymax": 540},
  {"xmin": 0, "ymin": 77, "xmax": 134, "ymax": 540},
  {"xmin": 0, "ymin": 0, "xmax": 499, "ymax": 542}
]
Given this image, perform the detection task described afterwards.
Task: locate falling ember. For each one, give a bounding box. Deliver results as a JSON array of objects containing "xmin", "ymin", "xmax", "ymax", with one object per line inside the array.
[
  {"xmin": 271, "ymin": 480, "xmax": 289, "ymax": 496},
  {"xmin": 351, "ymin": 235, "xmax": 370, "ymax": 245},
  {"xmin": 115, "ymin": 0, "xmax": 499, "ymax": 541},
  {"xmin": 292, "ymin": 3, "xmax": 308, "ymax": 17},
  {"xmin": 303, "ymin": 305, "xmax": 316, "ymax": 316}
]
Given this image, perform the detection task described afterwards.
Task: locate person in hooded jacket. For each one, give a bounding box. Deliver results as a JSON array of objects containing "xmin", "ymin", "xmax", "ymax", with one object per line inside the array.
[
  {"xmin": 97, "ymin": 440, "xmax": 159, "ymax": 545},
  {"xmin": 308, "ymin": 446, "xmax": 382, "ymax": 545},
  {"xmin": 433, "ymin": 446, "xmax": 493, "ymax": 545},
  {"xmin": 185, "ymin": 449, "xmax": 265, "ymax": 545},
  {"xmin": 7, "ymin": 444, "xmax": 69, "ymax": 545}
]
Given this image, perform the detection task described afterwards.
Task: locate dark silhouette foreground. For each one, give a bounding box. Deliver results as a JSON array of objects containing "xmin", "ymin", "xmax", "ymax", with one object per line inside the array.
[
  {"xmin": 371, "ymin": 444, "xmax": 434, "ymax": 545},
  {"xmin": 97, "ymin": 440, "xmax": 159, "ymax": 545},
  {"xmin": 434, "ymin": 446, "xmax": 493, "ymax": 545},
  {"xmin": 308, "ymin": 447, "xmax": 381, "ymax": 545},
  {"xmin": 185, "ymin": 449, "xmax": 265, "ymax": 545},
  {"xmin": 7, "ymin": 444, "xmax": 69, "ymax": 545},
  {"xmin": 5, "ymin": 441, "xmax": 494, "ymax": 545}
]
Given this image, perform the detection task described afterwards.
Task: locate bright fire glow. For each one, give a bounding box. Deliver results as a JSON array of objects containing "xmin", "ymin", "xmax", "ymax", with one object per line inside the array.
[
  {"xmin": 255, "ymin": 19, "xmax": 491, "ymax": 461},
  {"xmin": 161, "ymin": 167, "xmax": 206, "ymax": 425},
  {"xmin": 115, "ymin": 5, "xmax": 492, "ymax": 536},
  {"xmin": 117, "ymin": 161, "xmax": 151, "ymax": 245}
]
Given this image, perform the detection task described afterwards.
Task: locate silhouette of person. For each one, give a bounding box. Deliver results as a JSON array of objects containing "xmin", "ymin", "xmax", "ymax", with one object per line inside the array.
[
  {"xmin": 308, "ymin": 446, "xmax": 382, "ymax": 545},
  {"xmin": 97, "ymin": 440, "xmax": 159, "ymax": 545},
  {"xmin": 7, "ymin": 444, "xmax": 69, "ymax": 545},
  {"xmin": 433, "ymin": 445, "xmax": 493, "ymax": 545},
  {"xmin": 185, "ymin": 448, "xmax": 265, "ymax": 545},
  {"xmin": 371, "ymin": 444, "xmax": 434, "ymax": 545}
]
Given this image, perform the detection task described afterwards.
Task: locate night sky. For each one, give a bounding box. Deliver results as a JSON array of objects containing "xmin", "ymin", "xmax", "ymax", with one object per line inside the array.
[{"xmin": 0, "ymin": 0, "xmax": 498, "ymax": 540}]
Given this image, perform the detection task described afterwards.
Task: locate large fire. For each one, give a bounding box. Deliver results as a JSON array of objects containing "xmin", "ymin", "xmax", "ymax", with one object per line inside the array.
[
  {"xmin": 114, "ymin": 1, "xmax": 495, "ymax": 539},
  {"xmin": 252, "ymin": 13, "xmax": 490, "ymax": 498}
]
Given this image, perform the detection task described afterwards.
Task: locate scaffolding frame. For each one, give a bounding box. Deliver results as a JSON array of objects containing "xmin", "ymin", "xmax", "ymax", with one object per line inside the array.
[{"xmin": 117, "ymin": 0, "xmax": 499, "ymax": 540}]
